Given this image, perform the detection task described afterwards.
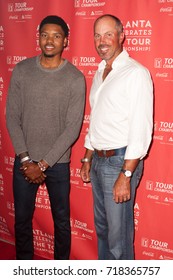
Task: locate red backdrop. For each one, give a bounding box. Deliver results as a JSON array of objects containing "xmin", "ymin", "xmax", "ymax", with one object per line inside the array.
[{"xmin": 0, "ymin": 0, "xmax": 173, "ymax": 260}]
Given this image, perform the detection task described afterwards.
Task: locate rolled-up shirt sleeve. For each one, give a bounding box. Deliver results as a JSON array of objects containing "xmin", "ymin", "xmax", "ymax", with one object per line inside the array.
[{"xmin": 124, "ymin": 67, "xmax": 153, "ymax": 159}]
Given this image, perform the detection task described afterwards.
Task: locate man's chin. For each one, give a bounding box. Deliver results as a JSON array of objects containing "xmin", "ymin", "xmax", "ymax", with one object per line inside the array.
[{"xmin": 43, "ymin": 53, "xmax": 55, "ymax": 58}]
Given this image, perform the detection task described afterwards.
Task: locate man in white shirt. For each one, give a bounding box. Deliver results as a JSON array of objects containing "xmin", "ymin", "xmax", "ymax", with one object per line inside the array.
[{"xmin": 80, "ymin": 14, "xmax": 153, "ymax": 260}]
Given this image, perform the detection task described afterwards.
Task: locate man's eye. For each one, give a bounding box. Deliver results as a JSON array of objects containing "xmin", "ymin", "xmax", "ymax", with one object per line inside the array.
[
  {"xmin": 55, "ymin": 35, "xmax": 61, "ymax": 39},
  {"xmin": 41, "ymin": 33, "xmax": 47, "ymax": 38},
  {"xmin": 94, "ymin": 34, "xmax": 100, "ymax": 40},
  {"xmin": 106, "ymin": 33, "xmax": 112, "ymax": 37}
]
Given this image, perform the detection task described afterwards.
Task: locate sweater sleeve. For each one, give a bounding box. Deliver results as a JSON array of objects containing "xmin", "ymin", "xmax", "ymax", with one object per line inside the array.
[
  {"xmin": 43, "ymin": 75, "xmax": 86, "ymax": 166},
  {"xmin": 6, "ymin": 65, "xmax": 28, "ymax": 155}
]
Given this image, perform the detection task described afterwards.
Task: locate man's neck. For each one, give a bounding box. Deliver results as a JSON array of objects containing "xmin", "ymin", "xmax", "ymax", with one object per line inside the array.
[{"xmin": 40, "ymin": 55, "xmax": 63, "ymax": 69}]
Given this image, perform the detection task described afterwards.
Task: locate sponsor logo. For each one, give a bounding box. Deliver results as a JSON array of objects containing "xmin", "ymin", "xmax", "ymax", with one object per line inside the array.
[
  {"xmin": 8, "ymin": 2, "xmax": 34, "ymax": 12},
  {"xmin": 146, "ymin": 180, "xmax": 154, "ymax": 191},
  {"xmin": 7, "ymin": 55, "xmax": 27, "ymax": 65},
  {"xmin": 147, "ymin": 194, "xmax": 160, "ymax": 200},
  {"xmin": 154, "ymin": 121, "xmax": 173, "ymax": 145},
  {"xmin": 155, "ymin": 121, "xmax": 173, "ymax": 133},
  {"xmin": 141, "ymin": 238, "xmax": 173, "ymax": 254},
  {"xmin": 70, "ymin": 167, "xmax": 81, "ymax": 178},
  {"xmin": 155, "ymin": 58, "xmax": 173, "ymax": 69},
  {"xmin": 159, "ymin": 254, "xmax": 173, "ymax": 260},
  {"xmin": 124, "ymin": 19, "xmax": 152, "ymax": 52},
  {"xmin": 142, "ymin": 251, "xmax": 154, "ymax": 257},
  {"xmin": 159, "ymin": 121, "xmax": 173, "ymax": 132},
  {"xmin": 160, "ymin": 6, "xmax": 173, "ymax": 13},
  {"xmin": 155, "ymin": 72, "xmax": 169, "ymax": 78},
  {"xmin": 146, "ymin": 180, "xmax": 173, "ymax": 195},
  {"xmin": 4, "ymin": 156, "xmax": 14, "ymax": 165},
  {"xmin": 158, "ymin": 0, "xmax": 173, "ymax": 15},
  {"xmin": 154, "ymin": 182, "xmax": 173, "ymax": 194},
  {"xmin": 74, "ymin": 0, "xmax": 105, "ymax": 8},
  {"xmin": 8, "ymin": 2, "xmax": 34, "ymax": 22},
  {"xmin": 72, "ymin": 56, "xmax": 99, "ymax": 67},
  {"xmin": 74, "ymin": 219, "xmax": 94, "ymax": 234},
  {"xmin": 141, "ymin": 238, "xmax": 149, "ymax": 247},
  {"xmin": 75, "ymin": 11, "xmax": 87, "ymax": 16}
]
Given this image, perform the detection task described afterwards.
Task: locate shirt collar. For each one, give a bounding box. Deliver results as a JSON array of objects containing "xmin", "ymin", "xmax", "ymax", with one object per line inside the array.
[{"xmin": 98, "ymin": 49, "xmax": 129, "ymax": 72}]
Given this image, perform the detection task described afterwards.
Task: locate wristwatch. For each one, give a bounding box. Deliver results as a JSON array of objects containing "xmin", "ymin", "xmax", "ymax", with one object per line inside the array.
[
  {"xmin": 81, "ymin": 157, "xmax": 92, "ymax": 163},
  {"xmin": 121, "ymin": 168, "xmax": 132, "ymax": 177}
]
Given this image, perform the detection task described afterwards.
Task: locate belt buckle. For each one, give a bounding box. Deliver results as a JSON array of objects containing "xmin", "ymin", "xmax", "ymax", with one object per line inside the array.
[{"xmin": 103, "ymin": 150, "xmax": 107, "ymax": 156}]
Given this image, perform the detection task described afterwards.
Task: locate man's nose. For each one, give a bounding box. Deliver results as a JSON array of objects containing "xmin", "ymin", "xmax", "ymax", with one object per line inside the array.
[
  {"xmin": 99, "ymin": 34, "xmax": 107, "ymax": 43},
  {"xmin": 47, "ymin": 36, "xmax": 54, "ymax": 43}
]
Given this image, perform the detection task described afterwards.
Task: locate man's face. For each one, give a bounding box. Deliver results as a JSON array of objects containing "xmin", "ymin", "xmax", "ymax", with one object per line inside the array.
[
  {"xmin": 39, "ymin": 23, "xmax": 67, "ymax": 57},
  {"xmin": 94, "ymin": 17, "xmax": 124, "ymax": 63}
]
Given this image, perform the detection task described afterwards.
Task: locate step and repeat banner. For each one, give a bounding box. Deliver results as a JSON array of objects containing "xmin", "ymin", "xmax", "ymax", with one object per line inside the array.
[{"xmin": 0, "ymin": 0, "xmax": 173, "ymax": 260}]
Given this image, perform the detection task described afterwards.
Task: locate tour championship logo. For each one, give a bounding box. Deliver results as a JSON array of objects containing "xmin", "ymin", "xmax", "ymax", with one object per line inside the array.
[
  {"xmin": 154, "ymin": 57, "xmax": 173, "ymax": 81},
  {"xmin": 154, "ymin": 121, "xmax": 173, "ymax": 145},
  {"xmin": 8, "ymin": 2, "xmax": 33, "ymax": 21},
  {"xmin": 124, "ymin": 19, "xmax": 152, "ymax": 52},
  {"xmin": 74, "ymin": 0, "xmax": 105, "ymax": 8},
  {"xmin": 155, "ymin": 57, "xmax": 173, "ymax": 69},
  {"xmin": 72, "ymin": 56, "xmax": 98, "ymax": 67},
  {"xmin": 7, "ymin": 55, "xmax": 27, "ymax": 65},
  {"xmin": 146, "ymin": 180, "xmax": 173, "ymax": 205},
  {"xmin": 8, "ymin": 2, "xmax": 33, "ymax": 12},
  {"xmin": 7, "ymin": 55, "xmax": 27, "ymax": 72},
  {"xmin": 141, "ymin": 237, "xmax": 173, "ymax": 256},
  {"xmin": 71, "ymin": 218, "xmax": 94, "ymax": 241}
]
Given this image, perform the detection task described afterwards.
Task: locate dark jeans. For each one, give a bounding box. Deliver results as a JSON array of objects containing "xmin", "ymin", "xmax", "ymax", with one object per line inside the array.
[{"xmin": 13, "ymin": 156, "xmax": 71, "ymax": 260}]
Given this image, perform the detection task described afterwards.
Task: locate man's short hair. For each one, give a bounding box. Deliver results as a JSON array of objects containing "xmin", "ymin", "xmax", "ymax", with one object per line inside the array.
[
  {"xmin": 94, "ymin": 14, "xmax": 124, "ymax": 34},
  {"xmin": 39, "ymin": 15, "xmax": 69, "ymax": 37}
]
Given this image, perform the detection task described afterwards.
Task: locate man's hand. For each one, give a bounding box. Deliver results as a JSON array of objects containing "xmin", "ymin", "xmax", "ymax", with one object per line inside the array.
[
  {"xmin": 20, "ymin": 162, "xmax": 46, "ymax": 184},
  {"xmin": 113, "ymin": 172, "xmax": 131, "ymax": 203},
  {"xmin": 80, "ymin": 162, "xmax": 91, "ymax": 182}
]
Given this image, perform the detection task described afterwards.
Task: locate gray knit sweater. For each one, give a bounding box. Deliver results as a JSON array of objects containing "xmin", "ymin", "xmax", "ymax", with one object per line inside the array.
[{"xmin": 6, "ymin": 56, "xmax": 86, "ymax": 167}]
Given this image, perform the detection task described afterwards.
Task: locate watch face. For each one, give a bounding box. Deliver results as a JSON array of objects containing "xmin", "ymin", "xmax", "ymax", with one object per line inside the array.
[{"xmin": 125, "ymin": 170, "xmax": 132, "ymax": 177}]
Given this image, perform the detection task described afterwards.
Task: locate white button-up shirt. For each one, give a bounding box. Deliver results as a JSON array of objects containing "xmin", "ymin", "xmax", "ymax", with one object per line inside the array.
[{"xmin": 85, "ymin": 50, "xmax": 153, "ymax": 159}]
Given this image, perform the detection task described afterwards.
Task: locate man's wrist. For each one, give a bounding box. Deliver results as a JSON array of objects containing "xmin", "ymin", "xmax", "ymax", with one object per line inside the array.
[
  {"xmin": 81, "ymin": 157, "xmax": 92, "ymax": 163},
  {"xmin": 19, "ymin": 152, "xmax": 33, "ymax": 164},
  {"xmin": 38, "ymin": 160, "xmax": 49, "ymax": 172},
  {"xmin": 121, "ymin": 168, "xmax": 133, "ymax": 178}
]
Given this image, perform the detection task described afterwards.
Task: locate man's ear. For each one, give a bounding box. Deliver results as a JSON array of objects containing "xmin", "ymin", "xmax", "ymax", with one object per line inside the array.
[
  {"xmin": 119, "ymin": 32, "xmax": 125, "ymax": 44},
  {"xmin": 64, "ymin": 37, "xmax": 68, "ymax": 48}
]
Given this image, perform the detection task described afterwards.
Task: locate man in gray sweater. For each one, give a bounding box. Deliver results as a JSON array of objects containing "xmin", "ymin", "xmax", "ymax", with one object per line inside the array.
[{"xmin": 6, "ymin": 15, "xmax": 86, "ymax": 260}]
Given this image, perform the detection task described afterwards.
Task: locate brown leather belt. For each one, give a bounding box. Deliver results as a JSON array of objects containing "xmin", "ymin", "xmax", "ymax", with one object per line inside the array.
[{"xmin": 95, "ymin": 147, "xmax": 126, "ymax": 157}]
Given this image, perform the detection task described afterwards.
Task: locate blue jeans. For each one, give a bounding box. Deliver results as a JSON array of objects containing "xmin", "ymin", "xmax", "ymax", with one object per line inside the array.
[
  {"xmin": 90, "ymin": 152, "xmax": 143, "ymax": 260},
  {"xmin": 13, "ymin": 156, "xmax": 71, "ymax": 260}
]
